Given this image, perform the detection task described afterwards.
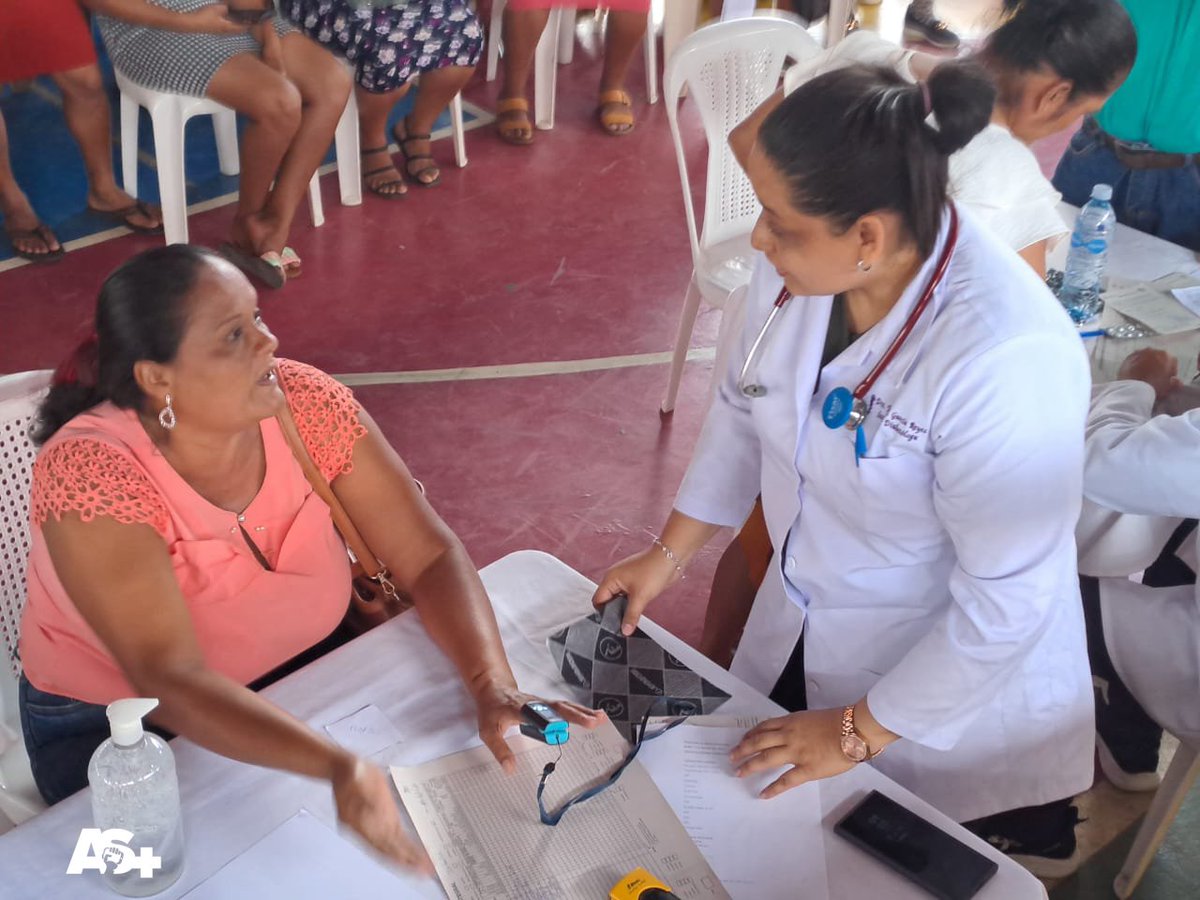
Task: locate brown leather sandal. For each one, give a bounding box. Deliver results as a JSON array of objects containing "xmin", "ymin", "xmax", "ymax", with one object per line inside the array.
[
  {"xmin": 597, "ymin": 89, "xmax": 635, "ymax": 136},
  {"xmin": 496, "ymin": 97, "xmax": 534, "ymax": 146}
]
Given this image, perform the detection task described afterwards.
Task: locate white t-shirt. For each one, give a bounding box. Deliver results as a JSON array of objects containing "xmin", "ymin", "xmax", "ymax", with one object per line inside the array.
[{"xmin": 781, "ymin": 31, "xmax": 1068, "ymax": 254}]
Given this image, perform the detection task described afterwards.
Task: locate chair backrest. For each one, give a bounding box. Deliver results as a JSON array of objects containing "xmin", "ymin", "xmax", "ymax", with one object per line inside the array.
[
  {"xmin": 0, "ymin": 372, "xmax": 52, "ymax": 679},
  {"xmin": 664, "ymin": 17, "xmax": 820, "ymax": 266}
]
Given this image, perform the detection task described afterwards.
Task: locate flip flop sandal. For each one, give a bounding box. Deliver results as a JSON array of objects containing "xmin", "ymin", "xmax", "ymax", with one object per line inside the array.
[
  {"xmin": 280, "ymin": 247, "xmax": 302, "ymax": 278},
  {"xmin": 360, "ymin": 145, "xmax": 407, "ymax": 199},
  {"xmin": 218, "ymin": 242, "xmax": 286, "ymax": 290},
  {"xmin": 597, "ymin": 89, "xmax": 635, "ymax": 136},
  {"xmin": 495, "ymin": 97, "xmax": 534, "ymax": 146},
  {"xmin": 394, "ymin": 117, "xmax": 441, "ymax": 188},
  {"xmin": 5, "ymin": 223, "xmax": 65, "ymax": 264},
  {"xmin": 86, "ymin": 199, "xmax": 164, "ymax": 234}
]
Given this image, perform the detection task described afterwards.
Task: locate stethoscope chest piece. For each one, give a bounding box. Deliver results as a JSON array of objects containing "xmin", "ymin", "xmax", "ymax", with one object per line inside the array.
[{"xmin": 821, "ymin": 386, "xmax": 867, "ymax": 431}]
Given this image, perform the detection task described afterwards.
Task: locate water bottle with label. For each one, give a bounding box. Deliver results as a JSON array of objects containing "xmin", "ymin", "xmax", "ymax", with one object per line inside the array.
[
  {"xmin": 88, "ymin": 698, "xmax": 185, "ymax": 896},
  {"xmin": 1059, "ymin": 184, "xmax": 1116, "ymax": 323}
]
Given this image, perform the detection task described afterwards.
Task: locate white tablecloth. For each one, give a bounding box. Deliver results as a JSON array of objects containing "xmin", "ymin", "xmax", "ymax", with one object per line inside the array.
[
  {"xmin": 0, "ymin": 551, "xmax": 1046, "ymax": 899},
  {"xmin": 1052, "ymin": 204, "xmax": 1200, "ymax": 383}
]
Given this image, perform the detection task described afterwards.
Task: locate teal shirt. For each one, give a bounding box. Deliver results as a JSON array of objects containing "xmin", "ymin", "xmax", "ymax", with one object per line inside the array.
[{"xmin": 1096, "ymin": 0, "xmax": 1200, "ymax": 153}]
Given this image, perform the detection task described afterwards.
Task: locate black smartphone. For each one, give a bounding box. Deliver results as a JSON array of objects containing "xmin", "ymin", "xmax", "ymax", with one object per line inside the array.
[{"xmin": 834, "ymin": 791, "xmax": 999, "ymax": 900}]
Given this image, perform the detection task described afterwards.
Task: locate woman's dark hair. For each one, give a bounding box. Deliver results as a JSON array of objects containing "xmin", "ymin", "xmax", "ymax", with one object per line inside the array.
[
  {"xmin": 980, "ymin": 0, "xmax": 1137, "ymax": 103},
  {"xmin": 33, "ymin": 245, "xmax": 219, "ymax": 444},
  {"xmin": 759, "ymin": 61, "xmax": 995, "ymax": 258}
]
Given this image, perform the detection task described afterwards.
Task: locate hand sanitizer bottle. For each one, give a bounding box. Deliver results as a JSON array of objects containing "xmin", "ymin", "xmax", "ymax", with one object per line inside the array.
[{"xmin": 87, "ymin": 698, "xmax": 185, "ymax": 896}]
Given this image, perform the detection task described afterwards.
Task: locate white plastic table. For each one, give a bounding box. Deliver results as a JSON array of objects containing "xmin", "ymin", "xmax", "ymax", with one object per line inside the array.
[{"xmin": 0, "ymin": 551, "xmax": 1047, "ymax": 899}]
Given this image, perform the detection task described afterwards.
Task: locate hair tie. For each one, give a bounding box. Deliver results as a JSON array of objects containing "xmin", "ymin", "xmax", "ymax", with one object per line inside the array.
[{"xmin": 53, "ymin": 331, "xmax": 100, "ymax": 388}]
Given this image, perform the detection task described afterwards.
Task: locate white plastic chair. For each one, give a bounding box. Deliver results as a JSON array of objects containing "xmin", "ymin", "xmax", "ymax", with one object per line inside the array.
[
  {"xmin": 116, "ymin": 70, "xmax": 360, "ymax": 245},
  {"xmin": 1114, "ymin": 741, "xmax": 1200, "ymax": 897},
  {"xmin": 0, "ymin": 371, "xmax": 52, "ymax": 829},
  {"xmin": 486, "ymin": 1, "xmax": 659, "ymax": 130},
  {"xmin": 660, "ymin": 17, "xmax": 819, "ymax": 413}
]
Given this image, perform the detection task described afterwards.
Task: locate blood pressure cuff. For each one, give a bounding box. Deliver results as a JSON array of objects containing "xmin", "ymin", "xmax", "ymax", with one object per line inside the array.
[{"xmin": 547, "ymin": 596, "xmax": 731, "ymax": 741}]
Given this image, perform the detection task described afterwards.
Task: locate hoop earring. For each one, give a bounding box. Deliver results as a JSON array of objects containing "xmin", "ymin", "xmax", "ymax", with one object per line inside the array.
[
  {"xmin": 856, "ymin": 259, "xmax": 872, "ymax": 273},
  {"xmin": 158, "ymin": 394, "xmax": 177, "ymax": 431}
]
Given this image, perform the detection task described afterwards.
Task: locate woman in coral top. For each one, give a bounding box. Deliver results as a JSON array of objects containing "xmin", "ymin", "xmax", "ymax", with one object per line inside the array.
[{"xmin": 18, "ymin": 245, "xmax": 601, "ymax": 868}]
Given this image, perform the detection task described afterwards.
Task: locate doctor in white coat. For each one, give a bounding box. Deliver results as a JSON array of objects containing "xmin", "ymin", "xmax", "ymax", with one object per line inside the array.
[
  {"xmin": 595, "ymin": 62, "xmax": 1095, "ymax": 875},
  {"xmin": 1080, "ymin": 349, "xmax": 1200, "ymax": 775}
]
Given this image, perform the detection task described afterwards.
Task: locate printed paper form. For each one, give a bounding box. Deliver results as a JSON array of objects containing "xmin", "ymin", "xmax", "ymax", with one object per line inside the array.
[
  {"xmin": 1105, "ymin": 274, "xmax": 1200, "ymax": 335},
  {"xmin": 391, "ymin": 720, "xmax": 729, "ymax": 900},
  {"xmin": 639, "ymin": 723, "xmax": 831, "ymax": 900}
]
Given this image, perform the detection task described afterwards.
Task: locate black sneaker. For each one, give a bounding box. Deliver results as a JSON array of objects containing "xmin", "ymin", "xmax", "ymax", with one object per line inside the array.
[
  {"xmin": 971, "ymin": 802, "xmax": 1083, "ymax": 879},
  {"xmin": 903, "ymin": 5, "xmax": 961, "ymax": 50},
  {"xmin": 1081, "ymin": 576, "xmax": 1164, "ymax": 791}
]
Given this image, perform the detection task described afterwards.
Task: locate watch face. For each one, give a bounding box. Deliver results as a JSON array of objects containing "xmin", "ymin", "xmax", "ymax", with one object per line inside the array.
[{"xmin": 841, "ymin": 734, "xmax": 868, "ymax": 763}]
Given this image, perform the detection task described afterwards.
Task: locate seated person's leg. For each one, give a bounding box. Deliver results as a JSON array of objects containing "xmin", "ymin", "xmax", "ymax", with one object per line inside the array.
[
  {"xmin": 597, "ymin": 5, "xmax": 650, "ymax": 136},
  {"xmin": 497, "ymin": 1, "xmax": 554, "ymax": 145}
]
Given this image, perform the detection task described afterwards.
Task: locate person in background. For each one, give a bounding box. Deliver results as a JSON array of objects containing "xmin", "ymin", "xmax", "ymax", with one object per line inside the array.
[
  {"xmin": 597, "ymin": 61, "xmax": 1096, "ymax": 876},
  {"xmin": 495, "ymin": 0, "xmax": 650, "ymax": 144},
  {"xmin": 281, "ymin": 0, "xmax": 483, "ymax": 197},
  {"xmin": 81, "ymin": 0, "xmax": 352, "ymax": 287},
  {"xmin": 1077, "ymin": 348, "xmax": 1200, "ymax": 790},
  {"xmin": 0, "ymin": 1, "xmax": 163, "ymax": 263},
  {"xmin": 19, "ymin": 245, "xmax": 602, "ymax": 867},
  {"xmin": 1052, "ymin": 0, "xmax": 1200, "ymax": 252}
]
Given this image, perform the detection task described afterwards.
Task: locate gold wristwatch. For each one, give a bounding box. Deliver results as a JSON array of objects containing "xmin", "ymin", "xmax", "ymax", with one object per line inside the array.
[{"xmin": 840, "ymin": 705, "xmax": 884, "ymax": 763}]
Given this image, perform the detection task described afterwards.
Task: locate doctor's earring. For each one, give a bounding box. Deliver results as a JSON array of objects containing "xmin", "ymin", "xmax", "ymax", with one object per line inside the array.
[
  {"xmin": 856, "ymin": 259, "xmax": 873, "ymax": 273},
  {"xmin": 158, "ymin": 394, "xmax": 177, "ymax": 431}
]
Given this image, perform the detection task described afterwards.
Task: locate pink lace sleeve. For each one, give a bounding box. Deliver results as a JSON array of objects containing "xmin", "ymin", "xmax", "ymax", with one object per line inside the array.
[
  {"xmin": 31, "ymin": 438, "xmax": 170, "ymax": 534},
  {"xmin": 276, "ymin": 359, "xmax": 368, "ymax": 482}
]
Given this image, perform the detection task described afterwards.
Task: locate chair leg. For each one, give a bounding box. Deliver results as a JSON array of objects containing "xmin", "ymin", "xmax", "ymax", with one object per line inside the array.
[
  {"xmin": 826, "ymin": 0, "xmax": 852, "ymax": 49},
  {"xmin": 308, "ymin": 173, "xmax": 325, "ymax": 228},
  {"xmin": 644, "ymin": 11, "xmax": 658, "ymax": 105},
  {"xmin": 334, "ymin": 91, "xmax": 362, "ymax": 206},
  {"xmin": 557, "ymin": 6, "xmax": 575, "ymax": 65},
  {"xmin": 212, "ymin": 109, "xmax": 241, "ymax": 176},
  {"xmin": 1114, "ymin": 743, "xmax": 1200, "ymax": 898},
  {"xmin": 486, "ymin": 0, "xmax": 505, "ymax": 82},
  {"xmin": 661, "ymin": 275, "xmax": 703, "ymax": 414},
  {"xmin": 662, "ymin": 0, "xmax": 700, "ymax": 75},
  {"xmin": 149, "ymin": 104, "xmax": 189, "ymax": 245},
  {"xmin": 450, "ymin": 93, "xmax": 468, "ymax": 169},
  {"xmin": 119, "ymin": 93, "xmax": 141, "ymax": 199},
  {"xmin": 533, "ymin": 7, "xmax": 560, "ymax": 130}
]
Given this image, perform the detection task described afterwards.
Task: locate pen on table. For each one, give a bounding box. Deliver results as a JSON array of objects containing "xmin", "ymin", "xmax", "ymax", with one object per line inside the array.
[{"xmin": 1078, "ymin": 329, "xmax": 1106, "ymax": 339}]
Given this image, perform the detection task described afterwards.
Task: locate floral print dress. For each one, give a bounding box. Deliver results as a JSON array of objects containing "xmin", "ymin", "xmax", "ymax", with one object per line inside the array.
[{"xmin": 281, "ymin": 0, "xmax": 483, "ymax": 93}]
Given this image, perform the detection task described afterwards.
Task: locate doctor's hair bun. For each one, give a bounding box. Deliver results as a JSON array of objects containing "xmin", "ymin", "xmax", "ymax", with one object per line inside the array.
[
  {"xmin": 923, "ymin": 60, "xmax": 996, "ymax": 157},
  {"xmin": 760, "ymin": 63, "xmax": 992, "ymax": 259}
]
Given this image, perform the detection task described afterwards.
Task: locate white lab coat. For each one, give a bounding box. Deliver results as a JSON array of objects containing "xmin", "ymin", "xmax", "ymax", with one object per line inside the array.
[
  {"xmin": 676, "ymin": 208, "xmax": 1095, "ymax": 821},
  {"xmin": 1081, "ymin": 381, "xmax": 1200, "ymax": 745}
]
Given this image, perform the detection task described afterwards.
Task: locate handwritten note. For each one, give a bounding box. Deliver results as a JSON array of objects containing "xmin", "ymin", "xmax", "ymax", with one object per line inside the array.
[
  {"xmin": 1172, "ymin": 285, "xmax": 1200, "ymax": 319},
  {"xmin": 323, "ymin": 704, "xmax": 403, "ymax": 757}
]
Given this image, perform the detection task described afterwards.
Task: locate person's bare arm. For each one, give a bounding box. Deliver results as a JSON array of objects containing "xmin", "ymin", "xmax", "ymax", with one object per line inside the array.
[
  {"xmin": 330, "ymin": 411, "xmax": 604, "ymax": 767},
  {"xmin": 43, "ymin": 513, "xmax": 430, "ymax": 869},
  {"xmin": 1017, "ymin": 239, "xmax": 1049, "ymax": 279}
]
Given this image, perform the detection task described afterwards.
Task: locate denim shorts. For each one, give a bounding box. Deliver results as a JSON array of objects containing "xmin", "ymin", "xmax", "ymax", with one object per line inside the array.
[{"xmin": 18, "ymin": 675, "xmax": 111, "ymax": 806}]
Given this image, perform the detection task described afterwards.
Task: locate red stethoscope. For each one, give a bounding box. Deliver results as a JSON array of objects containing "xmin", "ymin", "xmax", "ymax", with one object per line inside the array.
[{"xmin": 737, "ymin": 206, "xmax": 960, "ymax": 464}]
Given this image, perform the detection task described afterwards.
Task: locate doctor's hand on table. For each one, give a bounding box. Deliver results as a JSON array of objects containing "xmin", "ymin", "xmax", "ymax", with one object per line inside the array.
[
  {"xmin": 1119, "ymin": 348, "xmax": 1184, "ymax": 400},
  {"xmin": 592, "ymin": 511, "xmax": 721, "ymax": 635},
  {"xmin": 730, "ymin": 701, "xmax": 899, "ymax": 799}
]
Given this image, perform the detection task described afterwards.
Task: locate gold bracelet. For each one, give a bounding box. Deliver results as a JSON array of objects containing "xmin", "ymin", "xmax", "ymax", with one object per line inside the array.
[{"xmin": 653, "ymin": 538, "xmax": 686, "ymax": 580}]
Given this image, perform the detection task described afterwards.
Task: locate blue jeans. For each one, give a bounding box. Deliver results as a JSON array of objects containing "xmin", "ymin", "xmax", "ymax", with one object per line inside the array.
[
  {"xmin": 1053, "ymin": 121, "xmax": 1200, "ymax": 253},
  {"xmin": 18, "ymin": 676, "xmax": 111, "ymax": 806}
]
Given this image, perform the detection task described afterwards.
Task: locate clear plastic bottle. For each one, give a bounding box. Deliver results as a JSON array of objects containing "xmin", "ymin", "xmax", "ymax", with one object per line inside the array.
[
  {"xmin": 87, "ymin": 698, "xmax": 185, "ymax": 896},
  {"xmin": 1059, "ymin": 184, "xmax": 1116, "ymax": 324}
]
